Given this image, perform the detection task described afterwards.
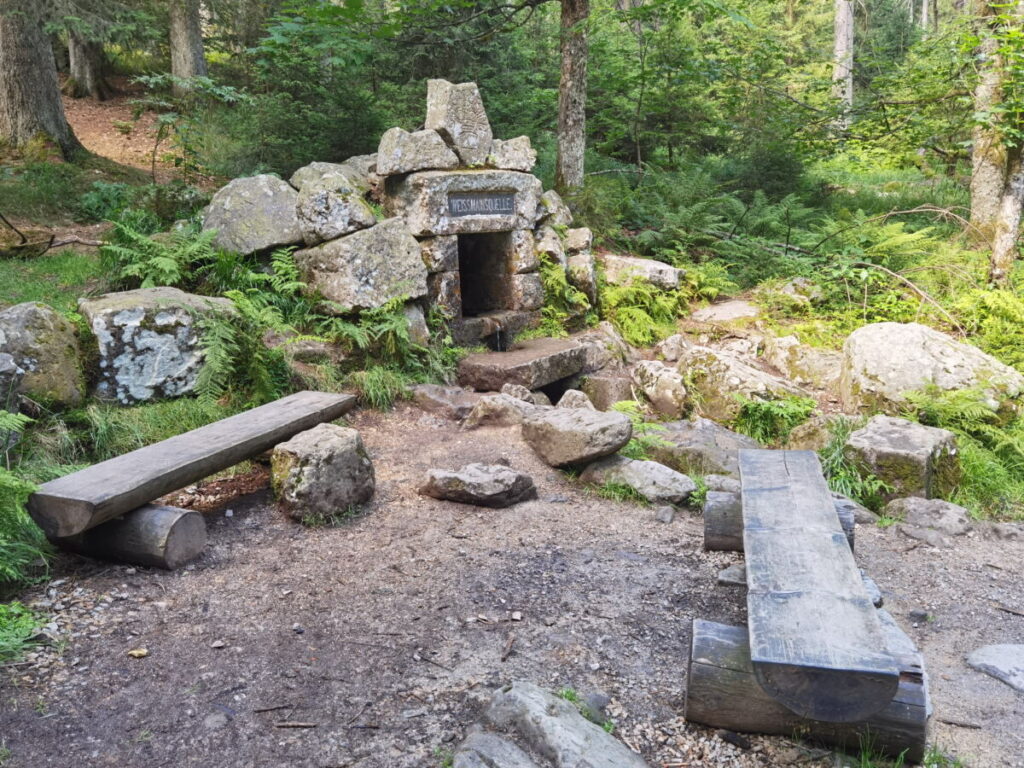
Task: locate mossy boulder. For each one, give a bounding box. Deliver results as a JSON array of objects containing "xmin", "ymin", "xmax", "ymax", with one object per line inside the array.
[
  {"xmin": 202, "ymin": 174, "xmax": 302, "ymax": 255},
  {"xmin": 0, "ymin": 302, "xmax": 85, "ymax": 408}
]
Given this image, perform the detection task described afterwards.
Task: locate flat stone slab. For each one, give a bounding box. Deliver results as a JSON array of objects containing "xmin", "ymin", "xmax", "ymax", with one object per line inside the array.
[
  {"xmin": 458, "ymin": 337, "xmax": 587, "ymax": 391},
  {"xmin": 649, "ymin": 416, "xmax": 759, "ymax": 477},
  {"xmin": 419, "ymin": 463, "xmax": 536, "ymax": 508},
  {"xmin": 691, "ymin": 299, "xmax": 760, "ymax": 323},
  {"xmin": 967, "ymin": 644, "xmax": 1024, "ymax": 692}
]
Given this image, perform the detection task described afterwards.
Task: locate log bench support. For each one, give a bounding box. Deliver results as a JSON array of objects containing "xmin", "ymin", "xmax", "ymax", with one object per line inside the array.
[{"xmin": 687, "ymin": 450, "xmax": 930, "ymax": 763}]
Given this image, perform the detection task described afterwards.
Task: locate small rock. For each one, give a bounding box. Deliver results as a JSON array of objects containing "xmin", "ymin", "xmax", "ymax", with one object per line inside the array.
[
  {"xmin": 909, "ymin": 609, "xmax": 930, "ymax": 623},
  {"xmin": 210, "ymin": 639, "xmax": 226, "ymax": 649},
  {"xmin": 966, "ymin": 644, "xmax": 1024, "ymax": 692},
  {"xmin": 419, "ymin": 463, "xmax": 537, "ymax": 508},
  {"xmin": 654, "ymin": 506, "xmax": 675, "ymax": 524},
  {"xmin": 522, "ymin": 409, "xmax": 632, "ymax": 468},
  {"xmin": 557, "ymin": 389, "xmax": 595, "ymax": 410},
  {"xmin": 717, "ymin": 563, "xmax": 746, "ymax": 587}
]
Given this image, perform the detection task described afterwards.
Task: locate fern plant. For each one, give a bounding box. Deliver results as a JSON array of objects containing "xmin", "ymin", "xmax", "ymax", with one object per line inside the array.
[
  {"xmin": 600, "ymin": 277, "xmax": 686, "ymax": 347},
  {"xmin": 818, "ymin": 417, "xmax": 890, "ymax": 511},
  {"xmin": 101, "ymin": 221, "xmax": 217, "ymax": 289},
  {"xmin": 611, "ymin": 400, "xmax": 671, "ymax": 460},
  {"xmin": 732, "ymin": 395, "xmax": 816, "ymax": 445},
  {"xmin": 535, "ymin": 253, "xmax": 593, "ymax": 338},
  {"xmin": 0, "ymin": 467, "xmax": 48, "ymax": 587}
]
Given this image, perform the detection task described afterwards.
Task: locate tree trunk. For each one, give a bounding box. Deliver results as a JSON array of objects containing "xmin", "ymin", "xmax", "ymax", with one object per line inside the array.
[
  {"xmin": 169, "ymin": 0, "xmax": 208, "ymax": 97},
  {"xmin": 63, "ymin": 31, "xmax": 113, "ymax": 101},
  {"xmin": 970, "ymin": 7, "xmax": 1005, "ymax": 243},
  {"xmin": 990, "ymin": 148, "xmax": 1024, "ymax": 286},
  {"xmin": 0, "ymin": 8, "xmax": 81, "ymax": 159},
  {"xmin": 832, "ymin": 0, "xmax": 854, "ymax": 129},
  {"xmin": 921, "ymin": 0, "xmax": 929, "ymax": 28},
  {"xmin": 555, "ymin": 0, "xmax": 589, "ymax": 192}
]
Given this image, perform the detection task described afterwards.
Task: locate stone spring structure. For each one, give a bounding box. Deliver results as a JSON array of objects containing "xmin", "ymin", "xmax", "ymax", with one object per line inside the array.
[{"xmin": 201, "ymin": 79, "xmax": 597, "ymax": 348}]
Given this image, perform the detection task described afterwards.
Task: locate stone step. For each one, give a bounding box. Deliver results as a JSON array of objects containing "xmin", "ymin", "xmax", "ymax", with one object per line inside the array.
[{"xmin": 457, "ymin": 337, "xmax": 586, "ymax": 391}]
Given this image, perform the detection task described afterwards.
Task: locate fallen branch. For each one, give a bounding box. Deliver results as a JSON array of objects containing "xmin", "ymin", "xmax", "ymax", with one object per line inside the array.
[
  {"xmin": 273, "ymin": 721, "xmax": 317, "ymax": 729},
  {"xmin": 0, "ymin": 210, "xmax": 27, "ymax": 244}
]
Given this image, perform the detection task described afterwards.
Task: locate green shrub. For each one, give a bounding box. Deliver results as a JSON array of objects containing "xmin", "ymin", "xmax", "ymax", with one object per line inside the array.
[
  {"xmin": 600, "ymin": 277, "xmax": 686, "ymax": 347},
  {"xmin": 611, "ymin": 400, "xmax": 672, "ymax": 460},
  {"xmin": 818, "ymin": 417, "xmax": 890, "ymax": 511},
  {"xmin": 732, "ymin": 395, "xmax": 816, "ymax": 445},
  {"xmin": 0, "ymin": 601, "xmax": 40, "ymax": 662},
  {"xmin": 534, "ymin": 253, "xmax": 593, "ymax": 338},
  {"xmin": 0, "ymin": 468, "xmax": 48, "ymax": 588},
  {"xmin": 954, "ymin": 289, "xmax": 1024, "ymax": 371}
]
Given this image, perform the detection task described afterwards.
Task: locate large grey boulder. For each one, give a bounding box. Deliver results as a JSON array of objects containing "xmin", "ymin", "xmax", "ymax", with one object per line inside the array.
[
  {"xmin": 535, "ymin": 225, "xmax": 567, "ymax": 269},
  {"xmin": 202, "ymin": 174, "xmax": 302, "ymax": 254},
  {"xmin": 294, "ymin": 218, "xmax": 427, "ymax": 312},
  {"xmin": 967, "ymin": 645, "xmax": 1024, "ymax": 692},
  {"xmin": 674, "ymin": 344, "xmax": 805, "ymax": 423},
  {"xmin": 580, "ymin": 373, "xmax": 634, "ymax": 411},
  {"xmin": 0, "ymin": 353, "xmax": 23, "ymax": 408},
  {"xmin": 600, "ymin": 253, "xmax": 682, "ymax": 291},
  {"xmin": 580, "ymin": 455, "xmax": 697, "ymax": 505},
  {"xmin": 631, "ymin": 360, "xmax": 688, "ymax": 418},
  {"xmin": 486, "ymin": 682, "xmax": 649, "ymax": 768},
  {"xmin": 0, "ymin": 302, "xmax": 84, "ymax": 408},
  {"xmin": 522, "ymin": 409, "xmax": 632, "ymax": 468},
  {"xmin": 884, "ymin": 497, "xmax": 972, "ymax": 548},
  {"xmin": 419, "ymin": 463, "xmax": 536, "ymax": 508},
  {"xmin": 454, "ymin": 731, "xmax": 542, "ymax": 768},
  {"xmin": 648, "ymin": 416, "xmax": 759, "ymax": 477},
  {"xmin": 296, "ymin": 186, "xmax": 376, "ymax": 246},
  {"xmin": 573, "ymin": 321, "xmax": 632, "ymax": 374},
  {"xmin": 79, "ymin": 288, "xmax": 234, "ymax": 405},
  {"xmin": 376, "ymin": 127, "xmax": 460, "ymax": 176},
  {"xmin": 387, "ymin": 170, "xmax": 542, "ymax": 237},
  {"xmin": 567, "ymin": 251, "xmax": 598, "ymax": 305},
  {"xmin": 844, "ymin": 415, "xmax": 959, "ymax": 500},
  {"xmin": 289, "ymin": 160, "xmax": 372, "ymax": 196},
  {"xmin": 488, "ymin": 136, "xmax": 536, "ymax": 172},
  {"xmin": 271, "ymin": 424, "xmax": 375, "ymax": 521},
  {"xmin": 840, "ymin": 322, "xmax": 1024, "ymax": 412},
  {"xmin": 424, "ymin": 79, "xmax": 493, "ymax": 165}
]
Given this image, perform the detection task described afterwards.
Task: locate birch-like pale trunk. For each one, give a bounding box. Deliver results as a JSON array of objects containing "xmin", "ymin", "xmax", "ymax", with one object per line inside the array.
[
  {"xmin": 832, "ymin": 0, "xmax": 854, "ymax": 130},
  {"xmin": 169, "ymin": 0, "xmax": 208, "ymax": 97}
]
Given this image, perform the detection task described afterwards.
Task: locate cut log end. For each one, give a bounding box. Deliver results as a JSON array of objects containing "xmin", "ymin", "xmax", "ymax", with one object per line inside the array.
[{"xmin": 753, "ymin": 661, "xmax": 901, "ymax": 724}]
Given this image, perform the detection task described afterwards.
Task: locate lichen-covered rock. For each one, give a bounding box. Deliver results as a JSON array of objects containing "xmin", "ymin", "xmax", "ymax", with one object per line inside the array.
[
  {"xmin": 454, "ymin": 731, "xmax": 542, "ymax": 768},
  {"xmin": 428, "ymin": 271, "xmax": 461, "ymax": 317},
  {"xmin": 0, "ymin": 353, "xmax": 23, "ymax": 408},
  {"xmin": 567, "ymin": 251, "xmax": 598, "ymax": 305},
  {"xmin": 509, "ymin": 273, "xmax": 544, "ymax": 311},
  {"xmin": 655, "ymin": 334, "xmax": 690, "ymax": 363},
  {"xmin": 884, "ymin": 497, "xmax": 971, "ymax": 547},
  {"xmin": 404, "ymin": 303, "xmax": 430, "ymax": 346},
  {"xmin": 419, "ymin": 236, "xmax": 458, "ymax": 273},
  {"xmin": 580, "ymin": 373, "xmax": 634, "ymax": 411},
  {"xmin": 79, "ymin": 288, "xmax": 233, "ymax": 405},
  {"xmin": 464, "ymin": 393, "xmax": 548, "ymax": 429},
  {"xmin": 536, "ymin": 189, "xmax": 572, "ymax": 227},
  {"xmin": 535, "ymin": 225, "xmax": 567, "ymax": 268},
  {"xmin": 573, "ymin": 322, "xmax": 631, "ymax": 374},
  {"xmin": 294, "ymin": 218, "xmax": 427, "ymax": 312},
  {"xmin": 600, "ymin": 253, "xmax": 682, "ymax": 291},
  {"xmin": 486, "ymin": 682, "xmax": 650, "ymax": 768},
  {"xmin": 376, "ymin": 127, "xmax": 460, "ymax": 176},
  {"xmin": 631, "ymin": 360, "xmax": 688, "ymax": 418},
  {"xmin": 419, "ymin": 463, "xmax": 536, "ymax": 508},
  {"xmin": 271, "ymin": 424, "xmax": 375, "ymax": 520},
  {"xmin": 785, "ymin": 413, "xmax": 836, "ymax": 451},
  {"xmin": 648, "ymin": 416, "xmax": 759, "ymax": 477},
  {"xmin": 296, "ymin": 186, "xmax": 376, "ymax": 246},
  {"xmin": 675, "ymin": 344, "xmax": 805, "ymax": 423},
  {"xmin": 565, "ymin": 227, "xmax": 593, "ymax": 254},
  {"xmin": 289, "ymin": 160, "xmax": 371, "ymax": 196},
  {"xmin": 580, "ymin": 455, "xmax": 697, "ymax": 505},
  {"xmin": 840, "ymin": 322, "xmax": 1024, "ymax": 413},
  {"xmin": 690, "ymin": 300, "xmax": 760, "ymax": 324},
  {"xmin": 411, "ymin": 384, "xmax": 482, "ymax": 421},
  {"xmin": 509, "ymin": 230, "xmax": 538, "ymax": 274},
  {"xmin": 557, "ymin": 389, "xmax": 595, "ymax": 410},
  {"xmin": 202, "ymin": 174, "xmax": 302, "ymax": 254},
  {"xmin": 424, "ymin": 79, "xmax": 493, "ymax": 165},
  {"xmin": 763, "ymin": 334, "xmax": 842, "ymax": 390},
  {"xmin": 387, "ymin": 170, "xmax": 542, "ymax": 237},
  {"xmin": 522, "ymin": 408, "xmax": 632, "ymax": 468},
  {"xmin": 458, "ymin": 337, "xmax": 587, "ymax": 391},
  {"xmin": 488, "ymin": 136, "xmax": 536, "ymax": 172},
  {"xmin": 0, "ymin": 302, "xmax": 84, "ymax": 408},
  {"xmin": 844, "ymin": 415, "xmax": 960, "ymax": 500}
]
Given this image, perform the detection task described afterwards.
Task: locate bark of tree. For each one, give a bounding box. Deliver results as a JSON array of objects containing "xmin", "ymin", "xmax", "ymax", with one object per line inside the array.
[
  {"xmin": 990, "ymin": 148, "xmax": 1024, "ymax": 285},
  {"xmin": 921, "ymin": 0, "xmax": 929, "ymax": 28},
  {"xmin": 169, "ymin": 0, "xmax": 208, "ymax": 97},
  {"xmin": 63, "ymin": 31, "xmax": 113, "ymax": 101},
  {"xmin": 832, "ymin": 0, "xmax": 854, "ymax": 129},
  {"xmin": 970, "ymin": 2, "xmax": 1006, "ymax": 243},
  {"xmin": 0, "ymin": 7, "xmax": 82, "ymax": 158},
  {"xmin": 555, "ymin": 0, "xmax": 589, "ymax": 192}
]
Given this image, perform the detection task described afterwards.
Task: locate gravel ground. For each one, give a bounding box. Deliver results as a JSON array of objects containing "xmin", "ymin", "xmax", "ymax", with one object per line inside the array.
[{"xmin": 1, "ymin": 405, "xmax": 1021, "ymax": 767}]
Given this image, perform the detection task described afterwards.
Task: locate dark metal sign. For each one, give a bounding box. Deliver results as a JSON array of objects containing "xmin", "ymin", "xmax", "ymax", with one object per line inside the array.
[{"xmin": 448, "ymin": 192, "xmax": 515, "ymax": 217}]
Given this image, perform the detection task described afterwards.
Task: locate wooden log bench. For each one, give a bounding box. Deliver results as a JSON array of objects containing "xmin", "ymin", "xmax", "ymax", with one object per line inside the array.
[
  {"xmin": 686, "ymin": 449, "xmax": 930, "ymax": 761},
  {"xmin": 28, "ymin": 391, "xmax": 355, "ymax": 567}
]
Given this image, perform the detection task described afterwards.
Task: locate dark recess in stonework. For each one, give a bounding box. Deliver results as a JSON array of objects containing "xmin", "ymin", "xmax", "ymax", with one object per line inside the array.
[{"xmin": 457, "ymin": 232, "xmax": 514, "ymax": 317}]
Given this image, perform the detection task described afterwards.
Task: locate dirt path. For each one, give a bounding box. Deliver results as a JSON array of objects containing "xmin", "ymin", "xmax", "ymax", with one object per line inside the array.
[{"xmin": 1, "ymin": 406, "xmax": 1022, "ymax": 767}]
